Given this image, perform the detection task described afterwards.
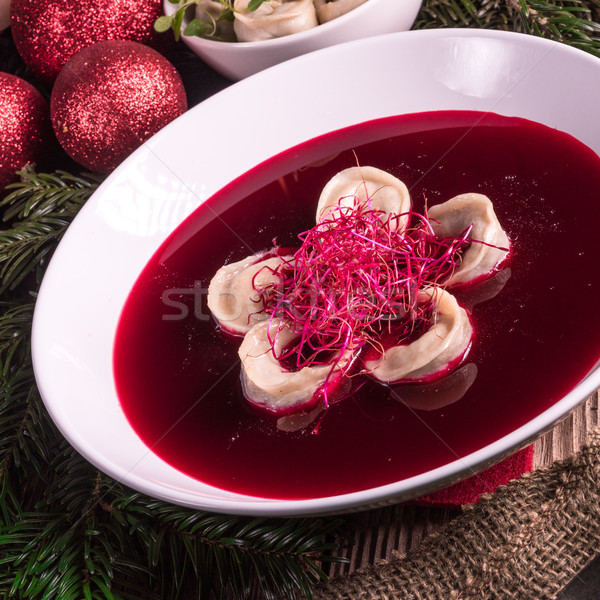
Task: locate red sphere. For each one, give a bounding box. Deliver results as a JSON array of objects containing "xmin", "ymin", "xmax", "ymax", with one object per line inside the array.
[
  {"xmin": 10, "ymin": 0, "xmax": 170, "ymax": 85},
  {"xmin": 50, "ymin": 40, "xmax": 188, "ymax": 174},
  {"xmin": 0, "ymin": 73, "xmax": 53, "ymax": 194}
]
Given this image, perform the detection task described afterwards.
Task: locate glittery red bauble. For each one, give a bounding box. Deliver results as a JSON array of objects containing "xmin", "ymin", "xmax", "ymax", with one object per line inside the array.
[
  {"xmin": 0, "ymin": 73, "xmax": 54, "ymax": 194},
  {"xmin": 10, "ymin": 0, "xmax": 170, "ymax": 85},
  {"xmin": 50, "ymin": 40, "xmax": 187, "ymax": 174}
]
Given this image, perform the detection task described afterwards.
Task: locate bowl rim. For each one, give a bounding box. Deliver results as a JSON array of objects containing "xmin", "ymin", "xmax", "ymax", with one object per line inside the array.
[{"xmin": 32, "ymin": 28, "xmax": 600, "ymax": 516}]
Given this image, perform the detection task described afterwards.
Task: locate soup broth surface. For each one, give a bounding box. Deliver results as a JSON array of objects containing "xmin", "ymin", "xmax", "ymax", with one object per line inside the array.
[{"xmin": 113, "ymin": 111, "xmax": 600, "ymax": 499}]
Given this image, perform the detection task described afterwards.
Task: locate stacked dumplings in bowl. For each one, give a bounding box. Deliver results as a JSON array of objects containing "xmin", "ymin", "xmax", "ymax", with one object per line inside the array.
[
  {"xmin": 211, "ymin": 0, "xmax": 372, "ymax": 42},
  {"xmin": 162, "ymin": 0, "xmax": 424, "ymax": 79}
]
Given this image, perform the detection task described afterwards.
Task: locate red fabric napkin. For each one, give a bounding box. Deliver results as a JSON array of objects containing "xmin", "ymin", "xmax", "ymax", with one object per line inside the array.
[{"xmin": 412, "ymin": 445, "xmax": 535, "ymax": 507}]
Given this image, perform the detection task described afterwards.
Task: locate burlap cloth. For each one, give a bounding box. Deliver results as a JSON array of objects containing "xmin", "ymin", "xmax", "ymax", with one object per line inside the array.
[{"xmin": 313, "ymin": 427, "xmax": 600, "ymax": 599}]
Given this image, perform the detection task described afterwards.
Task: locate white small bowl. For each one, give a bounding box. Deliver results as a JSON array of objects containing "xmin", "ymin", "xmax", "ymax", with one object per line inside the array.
[{"xmin": 163, "ymin": 0, "xmax": 423, "ymax": 80}]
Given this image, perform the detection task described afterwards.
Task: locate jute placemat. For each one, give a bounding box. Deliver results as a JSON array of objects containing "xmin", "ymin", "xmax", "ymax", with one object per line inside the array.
[{"xmin": 314, "ymin": 419, "xmax": 600, "ymax": 599}]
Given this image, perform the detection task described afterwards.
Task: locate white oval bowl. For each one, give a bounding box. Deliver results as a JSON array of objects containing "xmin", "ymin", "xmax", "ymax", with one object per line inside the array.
[
  {"xmin": 32, "ymin": 29, "xmax": 600, "ymax": 516},
  {"xmin": 163, "ymin": 0, "xmax": 423, "ymax": 80}
]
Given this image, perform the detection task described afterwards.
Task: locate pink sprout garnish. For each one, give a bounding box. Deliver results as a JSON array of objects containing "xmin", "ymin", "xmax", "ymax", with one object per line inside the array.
[{"xmin": 255, "ymin": 197, "xmax": 471, "ymax": 374}]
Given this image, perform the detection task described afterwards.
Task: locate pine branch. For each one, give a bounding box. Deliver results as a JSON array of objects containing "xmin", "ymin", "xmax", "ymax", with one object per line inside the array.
[
  {"xmin": 514, "ymin": 0, "xmax": 600, "ymax": 55},
  {"xmin": 0, "ymin": 170, "xmax": 102, "ymax": 294},
  {"xmin": 0, "ymin": 449, "xmax": 156, "ymax": 600},
  {"xmin": 0, "ymin": 302, "xmax": 35, "ymax": 378},
  {"xmin": 0, "ymin": 456, "xmax": 347, "ymax": 600},
  {"xmin": 0, "ymin": 509, "xmax": 155, "ymax": 600},
  {"xmin": 0, "ymin": 170, "xmax": 102, "ymax": 222},
  {"xmin": 0, "ymin": 368, "xmax": 55, "ymax": 509},
  {"xmin": 416, "ymin": 0, "xmax": 600, "ymax": 57},
  {"xmin": 0, "ymin": 303, "xmax": 60, "ymax": 520},
  {"xmin": 111, "ymin": 495, "xmax": 347, "ymax": 600}
]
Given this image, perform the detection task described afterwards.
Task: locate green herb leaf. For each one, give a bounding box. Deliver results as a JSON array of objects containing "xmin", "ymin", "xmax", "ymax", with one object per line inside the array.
[
  {"xmin": 153, "ymin": 15, "xmax": 174, "ymax": 33},
  {"xmin": 172, "ymin": 7, "xmax": 187, "ymax": 41},
  {"xmin": 184, "ymin": 18, "xmax": 209, "ymax": 37},
  {"xmin": 247, "ymin": 0, "xmax": 269, "ymax": 12}
]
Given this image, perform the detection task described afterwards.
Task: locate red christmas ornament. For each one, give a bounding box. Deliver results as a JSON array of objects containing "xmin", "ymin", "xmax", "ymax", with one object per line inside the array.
[
  {"xmin": 10, "ymin": 0, "xmax": 171, "ymax": 85},
  {"xmin": 0, "ymin": 73, "xmax": 54, "ymax": 194},
  {"xmin": 50, "ymin": 40, "xmax": 188, "ymax": 174}
]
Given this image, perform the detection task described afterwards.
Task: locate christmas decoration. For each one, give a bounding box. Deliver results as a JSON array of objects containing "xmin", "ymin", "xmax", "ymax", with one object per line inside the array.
[
  {"xmin": 0, "ymin": 0, "xmax": 10, "ymax": 31},
  {"xmin": 50, "ymin": 40, "xmax": 187, "ymax": 174},
  {"xmin": 0, "ymin": 72, "xmax": 54, "ymax": 193},
  {"xmin": 10, "ymin": 0, "xmax": 170, "ymax": 84}
]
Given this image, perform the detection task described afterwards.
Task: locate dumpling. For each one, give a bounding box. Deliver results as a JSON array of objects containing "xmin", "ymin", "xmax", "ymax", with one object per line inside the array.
[
  {"xmin": 313, "ymin": 0, "xmax": 368, "ymax": 23},
  {"xmin": 207, "ymin": 252, "xmax": 292, "ymax": 336},
  {"xmin": 238, "ymin": 318, "xmax": 354, "ymax": 414},
  {"xmin": 428, "ymin": 193, "xmax": 510, "ymax": 287},
  {"xmin": 233, "ymin": 0, "xmax": 318, "ymax": 42},
  {"xmin": 194, "ymin": 0, "xmax": 236, "ymax": 41},
  {"xmin": 315, "ymin": 166, "xmax": 411, "ymax": 230},
  {"xmin": 363, "ymin": 287, "xmax": 473, "ymax": 383}
]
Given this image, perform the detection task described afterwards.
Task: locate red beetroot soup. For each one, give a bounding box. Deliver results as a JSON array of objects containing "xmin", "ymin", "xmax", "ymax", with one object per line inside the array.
[{"xmin": 113, "ymin": 111, "xmax": 600, "ymax": 500}]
